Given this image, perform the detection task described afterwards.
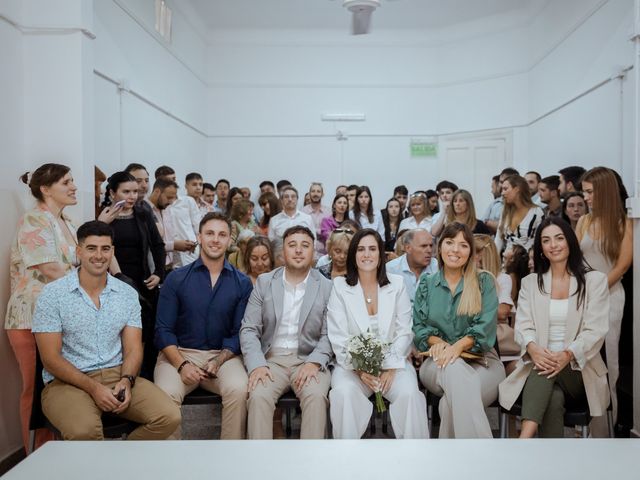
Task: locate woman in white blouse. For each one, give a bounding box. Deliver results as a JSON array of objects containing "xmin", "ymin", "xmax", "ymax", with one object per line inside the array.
[
  {"xmin": 499, "ymin": 217, "xmax": 610, "ymax": 438},
  {"xmin": 349, "ymin": 186, "xmax": 385, "ymax": 239},
  {"xmin": 495, "ymin": 175, "xmax": 544, "ymax": 257},
  {"xmin": 398, "ymin": 191, "xmax": 432, "ymax": 233},
  {"xmin": 327, "ymin": 229, "xmax": 428, "ymax": 439}
]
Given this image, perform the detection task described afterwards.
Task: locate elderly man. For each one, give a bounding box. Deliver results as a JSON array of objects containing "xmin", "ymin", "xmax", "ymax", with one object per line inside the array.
[
  {"xmin": 386, "ymin": 229, "xmax": 438, "ymax": 302},
  {"xmin": 33, "ymin": 221, "xmax": 180, "ymax": 440},
  {"xmin": 241, "ymin": 225, "xmax": 332, "ymax": 439}
]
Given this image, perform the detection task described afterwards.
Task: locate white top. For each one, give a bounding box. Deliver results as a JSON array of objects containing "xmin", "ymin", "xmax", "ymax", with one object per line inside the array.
[
  {"xmin": 496, "ymin": 273, "xmax": 514, "ymax": 306},
  {"xmin": 495, "ymin": 206, "xmax": 544, "ymax": 254},
  {"xmin": 349, "ymin": 210, "xmax": 386, "ymax": 238},
  {"xmin": 268, "ymin": 210, "xmax": 316, "ymax": 242},
  {"xmin": 398, "ymin": 216, "xmax": 433, "ymax": 233},
  {"xmin": 272, "ymin": 270, "xmax": 309, "ymax": 351},
  {"xmin": 168, "ymin": 195, "xmax": 201, "ymax": 267},
  {"xmin": 369, "ymin": 314, "xmax": 379, "ymax": 336},
  {"xmin": 548, "ymin": 298, "xmax": 568, "ymax": 352}
]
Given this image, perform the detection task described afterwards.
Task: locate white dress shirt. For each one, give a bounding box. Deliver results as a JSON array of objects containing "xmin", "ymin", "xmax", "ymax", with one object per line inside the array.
[
  {"xmin": 348, "ymin": 210, "xmax": 385, "ymax": 238},
  {"xmin": 272, "ymin": 270, "xmax": 309, "ymax": 351},
  {"xmin": 168, "ymin": 195, "xmax": 201, "ymax": 267},
  {"xmin": 268, "ymin": 210, "xmax": 316, "ymax": 242}
]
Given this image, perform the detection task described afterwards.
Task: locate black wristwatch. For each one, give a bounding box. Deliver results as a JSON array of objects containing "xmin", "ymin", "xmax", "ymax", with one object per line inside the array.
[{"xmin": 121, "ymin": 374, "xmax": 136, "ymax": 389}]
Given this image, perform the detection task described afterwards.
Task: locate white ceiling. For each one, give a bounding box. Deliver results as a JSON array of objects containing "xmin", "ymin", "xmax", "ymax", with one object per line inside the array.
[{"xmin": 184, "ymin": 0, "xmax": 549, "ymax": 31}]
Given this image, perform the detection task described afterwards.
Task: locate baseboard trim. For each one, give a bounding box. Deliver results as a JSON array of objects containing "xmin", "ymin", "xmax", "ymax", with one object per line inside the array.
[
  {"xmin": 630, "ymin": 428, "xmax": 640, "ymax": 439},
  {"xmin": 0, "ymin": 447, "xmax": 25, "ymax": 476}
]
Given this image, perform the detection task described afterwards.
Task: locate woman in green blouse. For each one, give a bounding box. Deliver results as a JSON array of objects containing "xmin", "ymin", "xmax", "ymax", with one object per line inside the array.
[{"xmin": 413, "ymin": 222, "xmax": 505, "ymax": 438}]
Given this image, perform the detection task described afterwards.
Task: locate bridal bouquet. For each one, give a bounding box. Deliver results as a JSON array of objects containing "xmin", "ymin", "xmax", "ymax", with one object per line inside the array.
[{"xmin": 347, "ymin": 330, "xmax": 389, "ymax": 413}]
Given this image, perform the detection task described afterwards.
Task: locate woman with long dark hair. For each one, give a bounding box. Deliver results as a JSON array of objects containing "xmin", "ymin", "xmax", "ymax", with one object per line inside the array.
[
  {"xmin": 257, "ymin": 192, "xmax": 281, "ymax": 236},
  {"xmin": 413, "ymin": 223, "xmax": 505, "ymax": 438},
  {"xmin": 349, "ymin": 186, "xmax": 385, "ymax": 238},
  {"xmin": 499, "ymin": 217, "xmax": 610, "ymax": 437},
  {"xmin": 5, "ymin": 163, "xmax": 78, "ymax": 451},
  {"xmin": 319, "ymin": 194, "xmax": 349, "ymax": 251},
  {"xmin": 101, "ymin": 171, "xmax": 165, "ymax": 378},
  {"xmin": 577, "ymin": 166, "xmax": 632, "ymax": 431},
  {"xmin": 327, "ymin": 229, "xmax": 428, "ymax": 439},
  {"xmin": 380, "ymin": 197, "xmax": 402, "ymax": 253}
]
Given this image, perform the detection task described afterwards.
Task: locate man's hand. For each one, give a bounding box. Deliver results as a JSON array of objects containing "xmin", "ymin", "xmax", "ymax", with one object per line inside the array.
[
  {"xmin": 293, "ymin": 362, "xmax": 320, "ymax": 390},
  {"xmin": 248, "ymin": 366, "xmax": 273, "ymax": 392},
  {"xmin": 111, "ymin": 379, "xmax": 132, "ymax": 414},
  {"xmin": 179, "ymin": 362, "xmax": 205, "ymax": 385},
  {"xmin": 90, "ymin": 382, "xmax": 123, "ymax": 412},
  {"xmin": 174, "ymin": 240, "xmax": 197, "ymax": 252}
]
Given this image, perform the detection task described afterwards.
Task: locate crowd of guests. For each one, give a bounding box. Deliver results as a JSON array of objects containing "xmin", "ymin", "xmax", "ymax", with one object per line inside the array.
[{"xmin": 4, "ymin": 161, "xmax": 633, "ymax": 450}]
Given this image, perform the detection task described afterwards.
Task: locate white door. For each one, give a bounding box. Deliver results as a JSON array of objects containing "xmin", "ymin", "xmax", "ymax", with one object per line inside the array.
[{"xmin": 439, "ymin": 132, "xmax": 511, "ymax": 217}]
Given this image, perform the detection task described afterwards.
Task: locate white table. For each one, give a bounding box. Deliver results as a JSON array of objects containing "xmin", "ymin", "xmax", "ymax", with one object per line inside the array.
[{"xmin": 4, "ymin": 439, "xmax": 638, "ymax": 480}]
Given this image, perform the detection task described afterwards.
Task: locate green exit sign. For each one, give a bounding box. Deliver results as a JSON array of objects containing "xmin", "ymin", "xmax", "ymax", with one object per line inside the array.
[{"xmin": 411, "ymin": 142, "xmax": 437, "ymax": 157}]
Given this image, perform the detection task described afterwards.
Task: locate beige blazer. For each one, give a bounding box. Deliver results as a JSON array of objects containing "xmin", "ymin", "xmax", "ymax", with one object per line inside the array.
[
  {"xmin": 327, "ymin": 273, "xmax": 413, "ymax": 370},
  {"xmin": 499, "ymin": 270, "xmax": 610, "ymax": 416}
]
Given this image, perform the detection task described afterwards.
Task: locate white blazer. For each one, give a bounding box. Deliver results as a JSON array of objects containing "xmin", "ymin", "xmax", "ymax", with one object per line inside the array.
[{"xmin": 327, "ymin": 273, "xmax": 413, "ymax": 371}]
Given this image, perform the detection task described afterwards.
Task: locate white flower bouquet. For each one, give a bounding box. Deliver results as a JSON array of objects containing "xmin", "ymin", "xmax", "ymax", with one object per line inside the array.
[{"xmin": 347, "ymin": 330, "xmax": 390, "ymax": 413}]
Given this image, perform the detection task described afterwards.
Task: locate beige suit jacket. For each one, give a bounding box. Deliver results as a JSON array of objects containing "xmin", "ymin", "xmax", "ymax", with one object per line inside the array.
[{"xmin": 499, "ymin": 270, "xmax": 610, "ymax": 416}]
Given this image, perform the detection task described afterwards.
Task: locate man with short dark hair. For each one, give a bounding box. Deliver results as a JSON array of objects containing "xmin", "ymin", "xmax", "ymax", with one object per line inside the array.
[
  {"xmin": 276, "ymin": 180, "xmax": 292, "ymax": 197},
  {"xmin": 483, "ymin": 175, "xmax": 503, "ymax": 234},
  {"xmin": 185, "ymin": 172, "xmax": 210, "ymax": 216},
  {"xmin": 202, "ymin": 182, "xmax": 216, "ymax": 208},
  {"xmin": 538, "ymin": 175, "xmax": 562, "ymax": 217},
  {"xmin": 33, "ymin": 221, "xmax": 180, "ymax": 440},
  {"xmin": 302, "ymin": 182, "xmax": 331, "ymax": 257},
  {"xmin": 241, "ymin": 225, "xmax": 332, "ymax": 439},
  {"xmin": 214, "ymin": 179, "xmax": 231, "ymax": 214},
  {"xmin": 259, "ymin": 180, "xmax": 275, "ymax": 195},
  {"xmin": 335, "ymin": 185, "xmax": 348, "ymax": 196},
  {"xmin": 525, "ymin": 171, "xmax": 544, "ymax": 207},
  {"xmin": 125, "ymin": 163, "xmax": 150, "ymax": 204},
  {"xmin": 154, "ymin": 165, "xmax": 176, "ymax": 182},
  {"xmin": 148, "ymin": 178, "xmax": 196, "ymax": 270},
  {"xmin": 168, "ymin": 174, "xmax": 202, "ymax": 267},
  {"xmin": 268, "ymin": 186, "xmax": 315, "ymax": 244},
  {"xmin": 346, "ymin": 184, "xmax": 359, "ymax": 210},
  {"xmin": 558, "ymin": 166, "xmax": 586, "ymax": 194},
  {"xmin": 393, "ymin": 185, "xmax": 409, "ymax": 218},
  {"xmin": 386, "ymin": 229, "xmax": 437, "ymax": 301},
  {"xmin": 430, "ymin": 180, "xmax": 459, "ymax": 236},
  {"xmin": 154, "ymin": 212, "xmax": 253, "ymax": 439}
]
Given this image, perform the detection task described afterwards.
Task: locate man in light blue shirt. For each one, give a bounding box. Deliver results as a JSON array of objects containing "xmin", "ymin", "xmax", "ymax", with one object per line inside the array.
[
  {"xmin": 386, "ymin": 229, "xmax": 438, "ymax": 302},
  {"xmin": 32, "ymin": 220, "xmax": 180, "ymax": 440}
]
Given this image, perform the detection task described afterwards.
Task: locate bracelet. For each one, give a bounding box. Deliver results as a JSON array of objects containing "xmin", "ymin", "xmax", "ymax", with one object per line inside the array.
[{"xmin": 177, "ymin": 360, "xmax": 190, "ymax": 373}]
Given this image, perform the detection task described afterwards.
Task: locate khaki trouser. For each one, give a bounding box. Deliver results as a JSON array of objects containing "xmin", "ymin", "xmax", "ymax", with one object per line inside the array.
[
  {"xmin": 41, "ymin": 366, "xmax": 181, "ymax": 440},
  {"xmin": 247, "ymin": 352, "xmax": 331, "ymax": 439},
  {"xmin": 154, "ymin": 348, "xmax": 248, "ymax": 439}
]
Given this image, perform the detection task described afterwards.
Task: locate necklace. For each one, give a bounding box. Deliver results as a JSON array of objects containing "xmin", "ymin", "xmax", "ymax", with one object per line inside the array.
[{"xmin": 366, "ymin": 297, "xmax": 372, "ymax": 304}]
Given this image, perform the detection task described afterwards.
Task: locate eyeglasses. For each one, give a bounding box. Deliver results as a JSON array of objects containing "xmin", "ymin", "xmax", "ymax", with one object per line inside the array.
[{"xmin": 333, "ymin": 228, "xmax": 354, "ymax": 235}]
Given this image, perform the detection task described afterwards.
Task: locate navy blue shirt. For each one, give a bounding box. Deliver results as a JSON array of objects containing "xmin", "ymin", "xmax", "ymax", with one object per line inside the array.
[{"xmin": 155, "ymin": 258, "xmax": 253, "ymax": 354}]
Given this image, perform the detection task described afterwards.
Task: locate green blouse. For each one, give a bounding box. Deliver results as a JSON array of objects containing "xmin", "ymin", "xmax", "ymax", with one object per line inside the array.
[{"xmin": 412, "ymin": 270, "xmax": 498, "ymax": 353}]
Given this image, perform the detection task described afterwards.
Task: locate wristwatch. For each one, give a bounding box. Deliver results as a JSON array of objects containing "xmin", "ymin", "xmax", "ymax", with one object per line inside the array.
[{"xmin": 121, "ymin": 374, "xmax": 136, "ymax": 389}]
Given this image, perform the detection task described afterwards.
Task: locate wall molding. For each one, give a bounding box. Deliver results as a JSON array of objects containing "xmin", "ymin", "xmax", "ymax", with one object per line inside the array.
[{"xmin": 0, "ymin": 12, "xmax": 96, "ymax": 39}]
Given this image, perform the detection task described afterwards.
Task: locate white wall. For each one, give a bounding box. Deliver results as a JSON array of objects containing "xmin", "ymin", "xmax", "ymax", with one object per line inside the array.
[
  {"xmin": 205, "ymin": 0, "xmax": 636, "ymax": 205},
  {"xmin": 93, "ymin": 0, "xmax": 208, "ymax": 182},
  {"xmin": 0, "ymin": 0, "xmax": 28, "ymax": 462}
]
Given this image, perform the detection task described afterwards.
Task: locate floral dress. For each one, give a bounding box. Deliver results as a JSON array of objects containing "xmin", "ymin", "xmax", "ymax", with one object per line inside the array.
[{"xmin": 4, "ymin": 205, "xmax": 77, "ymax": 330}]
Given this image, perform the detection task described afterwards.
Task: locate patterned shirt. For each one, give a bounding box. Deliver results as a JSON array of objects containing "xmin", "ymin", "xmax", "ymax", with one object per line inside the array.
[
  {"xmin": 5, "ymin": 205, "xmax": 77, "ymax": 330},
  {"xmin": 32, "ymin": 269, "xmax": 141, "ymax": 383}
]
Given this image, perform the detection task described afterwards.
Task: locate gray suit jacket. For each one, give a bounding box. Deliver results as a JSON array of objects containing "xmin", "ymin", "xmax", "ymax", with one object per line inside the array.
[{"xmin": 240, "ymin": 267, "xmax": 333, "ymax": 373}]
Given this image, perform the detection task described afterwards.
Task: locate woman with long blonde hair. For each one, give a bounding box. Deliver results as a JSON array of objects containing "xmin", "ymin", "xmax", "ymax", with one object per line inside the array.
[
  {"xmin": 413, "ymin": 223, "xmax": 505, "ymax": 438},
  {"xmin": 496, "ymin": 175, "xmax": 544, "ymax": 257},
  {"xmin": 577, "ymin": 166, "xmax": 632, "ymax": 432}
]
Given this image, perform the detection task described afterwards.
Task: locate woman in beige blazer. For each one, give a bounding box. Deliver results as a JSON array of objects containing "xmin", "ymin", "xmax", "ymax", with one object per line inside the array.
[
  {"xmin": 327, "ymin": 229, "xmax": 428, "ymax": 439},
  {"xmin": 499, "ymin": 217, "xmax": 610, "ymax": 438}
]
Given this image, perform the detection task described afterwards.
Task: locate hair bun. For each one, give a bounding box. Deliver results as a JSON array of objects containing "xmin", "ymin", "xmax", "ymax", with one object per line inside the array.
[{"xmin": 19, "ymin": 172, "xmax": 30, "ymax": 185}]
